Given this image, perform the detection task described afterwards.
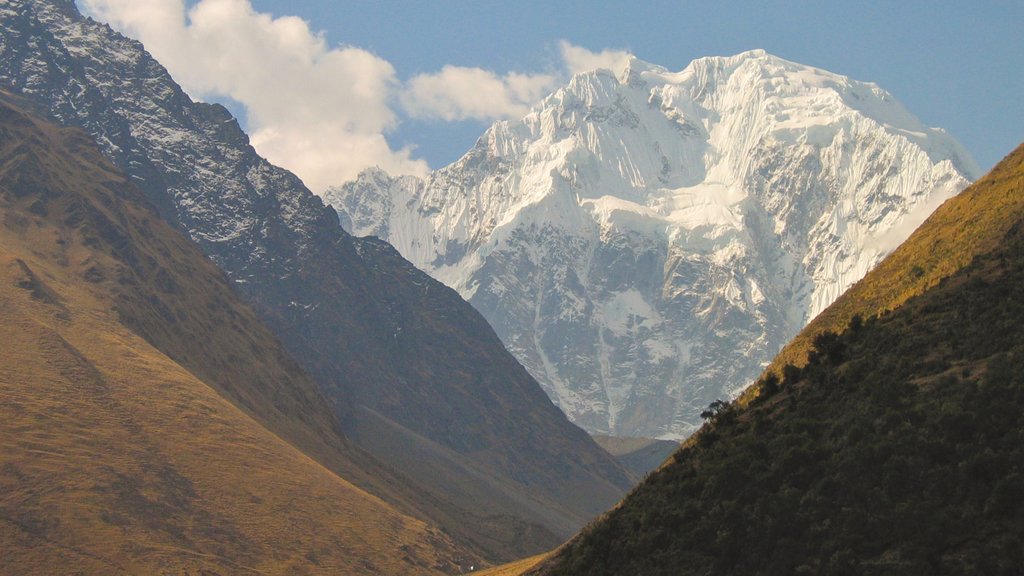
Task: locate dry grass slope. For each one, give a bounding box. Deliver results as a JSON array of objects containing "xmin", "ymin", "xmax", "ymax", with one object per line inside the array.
[
  {"xmin": 0, "ymin": 92, "xmax": 464, "ymax": 574},
  {"xmin": 475, "ymin": 554, "xmax": 550, "ymax": 576}
]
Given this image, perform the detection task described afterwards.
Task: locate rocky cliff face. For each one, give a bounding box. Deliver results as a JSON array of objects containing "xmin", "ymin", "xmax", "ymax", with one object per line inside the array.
[
  {"xmin": 327, "ymin": 50, "xmax": 978, "ymax": 438},
  {"xmin": 0, "ymin": 0, "xmax": 633, "ymax": 559}
]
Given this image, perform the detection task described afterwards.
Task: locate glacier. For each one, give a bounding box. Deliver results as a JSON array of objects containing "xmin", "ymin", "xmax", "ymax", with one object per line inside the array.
[{"xmin": 325, "ymin": 50, "xmax": 979, "ymax": 439}]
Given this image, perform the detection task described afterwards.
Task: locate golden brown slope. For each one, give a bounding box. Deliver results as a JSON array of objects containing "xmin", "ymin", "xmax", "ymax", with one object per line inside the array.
[
  {"xmin": 475, "ymin": 554, "xmax": 549, "ymax": 576},
  {"xmin": 0, "ymin": 92, "xmax": 465, "ymax": 574}
]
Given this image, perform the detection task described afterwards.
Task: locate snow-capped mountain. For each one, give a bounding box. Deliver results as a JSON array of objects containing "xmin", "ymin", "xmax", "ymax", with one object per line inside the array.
[{"xmin": 326, "ymin": 50, "xmax": 979, "ymax": 439}]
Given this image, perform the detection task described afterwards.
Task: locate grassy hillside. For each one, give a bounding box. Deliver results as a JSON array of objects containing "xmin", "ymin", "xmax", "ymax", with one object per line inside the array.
[
  {"xmin": 529, "ymin": 143, "xmax": 1024, "ymax": 575},
  {"xmin": 0, "ymin": 92, "xmax": 468, "ymax": 574},
  {"xmin": 476, "ymin": 554, "xmax": 550, "ymax": 576}
]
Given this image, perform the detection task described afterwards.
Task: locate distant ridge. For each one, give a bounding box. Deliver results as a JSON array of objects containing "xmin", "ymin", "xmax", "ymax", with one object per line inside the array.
[{"xmin": 591, "ymin": 435, "xmax": 679, "ymax": 478}]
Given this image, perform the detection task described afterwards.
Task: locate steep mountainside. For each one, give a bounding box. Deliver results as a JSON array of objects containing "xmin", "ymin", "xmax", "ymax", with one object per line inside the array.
[
  {"xmin": 0, "ymin": 0, "xmax": 633, "ymax": 559},
  {"xmin": 327, "ymin": 51, "xmax": 978, "ymax": 438},
  {"xmin": 528, "ymin": 144, "xmax": 1024, "ymax": 575},
  {"xmin": 0, "ymin": 91, "xmax": 464, "ymax": 575}
]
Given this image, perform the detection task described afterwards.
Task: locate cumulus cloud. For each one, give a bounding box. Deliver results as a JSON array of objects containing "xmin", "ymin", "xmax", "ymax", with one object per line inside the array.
[
  {"xmin": 402, "ymin": 67, "xmax": 557, "ymax": 121},
  {"xmin": 81, "ymin": 0, "xmax": 427, "ymax": 191},
  {"xmin": 559, "ymin": 41, "xmax": 632, "ymax": 77},
  {"xmin": 81, "ymin": 0, "xmax": 633, "ymax": 190},
  {"xmin": 398, "ymin": 44, "xmax": 632, "ymax": 122}
]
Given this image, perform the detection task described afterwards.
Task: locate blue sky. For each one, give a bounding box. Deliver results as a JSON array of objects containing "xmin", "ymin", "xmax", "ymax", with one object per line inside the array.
[
  {"xmin": 248, "ymin": 1, "xmax": 1021, "ymax": 170},
  {"xmin": 82, "ymin": 1, "xmax": 1023, "ymax": 190}
]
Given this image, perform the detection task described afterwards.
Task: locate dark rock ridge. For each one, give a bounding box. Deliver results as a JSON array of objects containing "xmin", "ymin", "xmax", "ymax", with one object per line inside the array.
[{"xmin": 0, "ymin": 0, "xmax": 633, "ymax": 560}]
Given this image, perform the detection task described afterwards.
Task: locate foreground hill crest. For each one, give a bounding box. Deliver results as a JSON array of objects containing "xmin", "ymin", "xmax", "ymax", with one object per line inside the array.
[{"xmin": 327, "ymin": 49, "xmax": 978, "ymax": 438}]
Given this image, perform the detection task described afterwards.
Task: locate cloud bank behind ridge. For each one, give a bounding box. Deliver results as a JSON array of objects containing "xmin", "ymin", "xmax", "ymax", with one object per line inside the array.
[{"xmin": 81, "ymin": 0, "xmax": 631, "ymax": 192}]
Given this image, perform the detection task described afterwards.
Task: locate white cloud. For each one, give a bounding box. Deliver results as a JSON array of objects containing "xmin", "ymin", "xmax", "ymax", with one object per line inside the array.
[
  {"xmin": 398, "ymin": 44, "xmax": 633, "ymax": 123},
  {"xmin": 81, "ymin": 0, "xmax": 427, "ymax": 191},
  {"xmin": 558, "ymin": 41, "xmax": 632, "ymax": 77},
  {"xmin": 402, "ymin": 66, "xmax": 557, "ymax": 121},
  {"xmin": 80, "ymin": 1, "xmax": 633, "ymax": 189}
]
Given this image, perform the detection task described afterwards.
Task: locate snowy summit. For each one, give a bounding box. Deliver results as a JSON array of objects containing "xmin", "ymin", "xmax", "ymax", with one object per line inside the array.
[{"xmin": 326, "ymin": 50, "xmax": 979, "ymax": 439}]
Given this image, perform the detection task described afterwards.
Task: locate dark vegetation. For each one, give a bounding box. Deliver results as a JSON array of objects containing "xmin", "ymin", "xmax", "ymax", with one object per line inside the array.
[{"xmin": 537, "ymin": 146, "xmax": 1024, "ymax": 575}]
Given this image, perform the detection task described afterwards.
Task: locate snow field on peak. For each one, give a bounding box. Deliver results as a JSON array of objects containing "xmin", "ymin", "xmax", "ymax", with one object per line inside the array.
[{"xmin": 327, "ymin": 51, "xmax": 977, "ymax": 438}]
